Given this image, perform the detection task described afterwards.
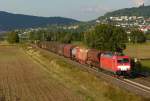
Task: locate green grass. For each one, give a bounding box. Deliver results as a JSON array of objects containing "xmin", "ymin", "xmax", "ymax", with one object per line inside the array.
[
  {"xmin": 124, "ymin": 42, "xmax": 150, "ymax": 59},
  {"xmin": 141, "ymin": 60, "xmax": 150, "ymax": 72},
  {"xmin": 141, "ymin": 60, "xmax": 150, "ymax": 68}
]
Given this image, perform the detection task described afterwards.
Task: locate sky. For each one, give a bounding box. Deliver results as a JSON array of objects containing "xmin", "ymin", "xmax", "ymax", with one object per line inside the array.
[{"xmin": 0, "ymin": 0, "xmax": 150, "ymax": 21}]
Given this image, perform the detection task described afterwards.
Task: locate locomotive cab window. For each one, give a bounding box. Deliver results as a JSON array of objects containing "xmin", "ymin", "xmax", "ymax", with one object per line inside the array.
[{"xmin": 117, "ymin": 58, "xmax": 129, "ymax": 63}]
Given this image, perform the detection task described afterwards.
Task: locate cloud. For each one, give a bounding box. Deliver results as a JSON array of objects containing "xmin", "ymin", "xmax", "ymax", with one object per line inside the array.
[
  {"xmin": 145, "ymin": 0, "xmax": 150, "ymax": 5},
  {"xmin": 132, "ymin": 0, "xmax": 144, "ymax": 6},
  {"xmin": 82, "ymin": 5, "xmax": 110, "ymax": 13}
]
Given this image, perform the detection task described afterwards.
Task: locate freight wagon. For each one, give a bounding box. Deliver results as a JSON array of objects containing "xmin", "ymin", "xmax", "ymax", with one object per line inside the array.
[
  {"xmin": 87, "ymin": 49, "xmax": 101, "ymax": 67},
  {"xmin": 75, "ymin": 47, "xmax": 89, "ymax": 64},
  {"xmin": 63, "ymin": 44, "xmax": 76, "ymax": 58},
  {"xmin": 57, "ymin": 44, "xmax": 66, "ymax": 56}
]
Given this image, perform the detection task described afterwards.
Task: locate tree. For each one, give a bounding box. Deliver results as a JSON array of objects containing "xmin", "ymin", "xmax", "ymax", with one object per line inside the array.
[
  {"xmin": 7, "ymin": 31, "xmax": 19, "ymax": 43},
  {"xmin": 28, "ymin": 30, "xmax": 43, "ymax": 43},
  {"xmin": 146, "ymin": 31, "xmax": 150, "ymax": 40},
  {"xmin": 129, "ymin": 30, "xmax": 146, "ymax": 43},
  {"xmin": 60, "ymin": 33, "xmax": 72, "ymax": 43},
  {"xmin": 84, "ymin": 24, "xmax": 128, "ymax": 52}
]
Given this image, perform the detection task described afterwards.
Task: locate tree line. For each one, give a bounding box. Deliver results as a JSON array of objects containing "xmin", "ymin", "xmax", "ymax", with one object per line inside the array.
[{"xmin": 6, "ymin": 24, "xmax": 147, "ymax": 52}]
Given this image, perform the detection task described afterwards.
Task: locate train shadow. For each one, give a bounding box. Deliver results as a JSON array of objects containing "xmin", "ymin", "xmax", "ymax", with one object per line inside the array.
[
  {"xmin": 138, "ymin": 66, "xmax": 150, "ymax": 77},
  {"xmin": 130, "ymin": 59, "xmax": 150, "ymax": 79},
  {"xmin": 130, "ymin": 66, "xmax": 150, "ymax": 79}
]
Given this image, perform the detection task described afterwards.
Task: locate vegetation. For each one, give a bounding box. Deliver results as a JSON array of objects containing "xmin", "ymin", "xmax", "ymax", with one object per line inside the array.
[
  {"xmin": 28, "ymin": 25, "xmax": 84, "ymax": 44},
  {"xmin": 0, "ymin": 32, "xmax": 6, "ymax": 41},
  {"xmin": 125, "ymin": 42, "xmax": 150, "ymax": 59},
  {"xmin": 84, "ymin": 24, "xmax": 127, "ymax": 52},
  {"xmin": 104, "ymin": 5, "xmax": 150, "ymax": 17},
  {"xmin": 141, "ymin": 60, "xmax": 150, "ymax": 72},
  {"xmin": 146, "ymin": 32, "xmax": 150, "ymax": 40},
  {"xmin": 27, "ymin": 24, "xmax": 148, "ymax": 54},
  {"xmin": 0, "ymin": 11, "xmax": 79, "ymax": 30},
  {"xmin": 28, "ymin": 24, "xmax": 129, "ymax": 53},
  {"xmin": 129, "ymin": 30, "xmax": 146, "ymax": 43},
  {"xmin": 29, "ymin": 30, "xmax": 44, "ymax": 42},
  {"xmin": 6, "ymin": 31, "xmax": 19, "ymax": 43}
]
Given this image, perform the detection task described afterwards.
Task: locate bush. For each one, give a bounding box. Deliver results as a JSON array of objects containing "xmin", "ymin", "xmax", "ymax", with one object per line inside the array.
[{"xmin": 7, "ymin": 31, "xmax": 20, "ymax": 43}]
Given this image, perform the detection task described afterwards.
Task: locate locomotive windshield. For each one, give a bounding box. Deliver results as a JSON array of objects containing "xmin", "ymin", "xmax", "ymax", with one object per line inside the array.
[{"xmin": 117, "ymin": 58, "xmax": 129, "ymax": 63}]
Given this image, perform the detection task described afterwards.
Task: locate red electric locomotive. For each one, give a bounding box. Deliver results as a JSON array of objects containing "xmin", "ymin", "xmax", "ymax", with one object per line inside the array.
[{"xmin": 100, "ymin": 52, "xmax": 131, "ymax": 75}]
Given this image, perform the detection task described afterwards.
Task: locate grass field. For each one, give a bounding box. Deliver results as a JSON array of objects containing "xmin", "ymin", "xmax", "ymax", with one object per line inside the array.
[
  {"xmin": 141, "ymin": 60, "xmax": 150, "ymax": 67},
  {"xmin": 124, "ymin": 42, "xmax": 150, "ymax": 59},
  {"xmin": 24, "ymin": 45, "xmax": 150, "ymax": 101},
  {"xmin": 141, "ymin": 60, "xmax": 150, "ymax": 72},
  {"xmin": 0, "ymin": 45, "xmax": 85, "ymax": 101},
  {"xmin": 124, "ymin": 42, "xmax": 150, "ymax": 71}
]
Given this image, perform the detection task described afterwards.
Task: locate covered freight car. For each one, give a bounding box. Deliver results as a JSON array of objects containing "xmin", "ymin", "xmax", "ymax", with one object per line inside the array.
[
  {"xmin": 50, "ymin": 42, "xmax": 59, "ymax": 53},
  {"xmin": 75, "ymin": 47, "xmax": 89, "ymax": 64},
  {"xmin": 63, "ymin": 44, "xmax": 76, "ymax": 58},
  {"xmin": 57, "ymin": 44, "xmax": 66, "ymax": 56},
  {"xmin": 39, "ymin": 41, "xmax": 48, "ymax": 49},
  {"xmin": 38, "ymin": 41, "xmax": 59, "ymax": 53},
  {"xmin": 87, "ymin": 49, "xmax": 102, "ymax": 67}
]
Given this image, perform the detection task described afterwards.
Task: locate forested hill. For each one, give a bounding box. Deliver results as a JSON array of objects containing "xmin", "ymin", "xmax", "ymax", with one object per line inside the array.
[
  {"xmin": 0, "ymin": 11, "xmax": 79, "ymax": 30},
  {"xmin": 104, "ymin": 5, "xmax": 150, "ymax": 17}
]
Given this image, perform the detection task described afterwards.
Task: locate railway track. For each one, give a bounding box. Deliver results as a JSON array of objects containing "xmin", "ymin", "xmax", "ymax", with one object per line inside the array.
[
  {"xmin": 124, "ymin": 79, "xmax": 150, "ymax": 93},
  {"xmin": 79, "ymin": 63, "xmax": 150, "ymax": 98},
  {"xmin": 29, "ymin": 46, "xmax": 150, "ymax": 98}
]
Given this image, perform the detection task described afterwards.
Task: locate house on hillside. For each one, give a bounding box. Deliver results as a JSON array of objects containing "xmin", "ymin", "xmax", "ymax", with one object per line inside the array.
[{"xmin": 140, "ymin": 26, "xmax": 150, "ymax": 33}]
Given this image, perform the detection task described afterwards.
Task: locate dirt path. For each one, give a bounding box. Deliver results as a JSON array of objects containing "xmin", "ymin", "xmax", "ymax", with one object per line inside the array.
[{"xmin": 0, "ymin": 46, "xmax": 83, "ymax": 101}]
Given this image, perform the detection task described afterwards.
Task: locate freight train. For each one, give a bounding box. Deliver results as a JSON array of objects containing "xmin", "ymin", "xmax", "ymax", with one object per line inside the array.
[{"xmin": 37, "ymin": 41, "xmax": 131, "ymax": 76}]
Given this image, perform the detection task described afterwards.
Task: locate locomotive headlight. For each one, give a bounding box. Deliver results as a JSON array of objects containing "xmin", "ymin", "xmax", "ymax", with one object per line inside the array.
[{"xmin": 118, "ymin": 66, "xmax": 130, "ymax": 71}]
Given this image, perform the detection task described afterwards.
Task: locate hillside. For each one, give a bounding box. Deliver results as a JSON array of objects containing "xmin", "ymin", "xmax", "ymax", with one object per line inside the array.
[
  {"xmin": 104, "ymin": 5, "xmax": 150, "ymax": 17},
  {"xmin": 0, "ymin": 11, "xmax": 79, "ymax": 30}
]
